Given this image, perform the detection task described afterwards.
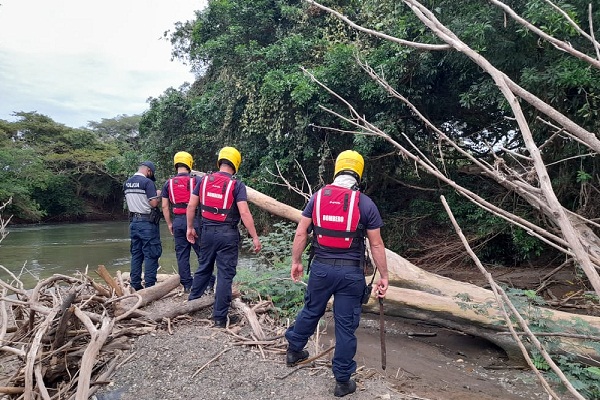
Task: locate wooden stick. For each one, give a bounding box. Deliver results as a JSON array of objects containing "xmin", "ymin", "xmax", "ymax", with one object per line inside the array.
[
  {"xmin": 232, "ymin": 298, "xmax": 264, "ymax": 340},
  {"xmin": 296, "ymin": 345, "xmax": 335, "ymax": 367},
  {"xmin": 52, "ymin": 289, "xmax": 78, "ymax": 349},
  {"xmin": 95, "ymin": 265, "xmax": 122, "ymax": 297},
  {"xmin": 0, "ymin": 387, "xmax": 25, "ymax": 394},
  {"xmin": 35, "ymin": 363, "xmax": 51, "ymax": 400},
  {"xmin": 191, "ymin": 347, "xmax": 232, "ymax": 378},
  {"xmin": 73, "ymin": 309, "xmax": 114, "ymax": 400},
  {"xmin": 25, "ymin": 308, "xmax": 59, "ymax": 400}
]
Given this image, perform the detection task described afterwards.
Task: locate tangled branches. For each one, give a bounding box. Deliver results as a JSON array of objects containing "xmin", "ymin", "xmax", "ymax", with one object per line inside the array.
[{"xmin": 0, "ymin": 270, "xmax": 197, "ymax": 400}]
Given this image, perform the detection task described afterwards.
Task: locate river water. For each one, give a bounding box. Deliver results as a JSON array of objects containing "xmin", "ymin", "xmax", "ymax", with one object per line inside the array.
[{"xmin": 0, "ymin": 220, "xmax": 256, "ymax": 289}]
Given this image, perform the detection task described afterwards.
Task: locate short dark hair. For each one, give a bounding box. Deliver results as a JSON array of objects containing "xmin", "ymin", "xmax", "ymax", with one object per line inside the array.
[
  {"xmin": 335, "ymin": 170, "xmax": 361, "ymax": 182},
  {"xmin": 175, "ymin": 162, "xmax": 190, "ymax": 171},
  {"xmin": 218, "ymin": 159, "xmax": 236, "ymax": 172}
]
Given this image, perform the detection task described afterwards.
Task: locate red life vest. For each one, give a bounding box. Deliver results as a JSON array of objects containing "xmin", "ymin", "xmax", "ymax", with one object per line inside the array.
[
  {"xmin": 168, "ymin": 175, "xmax": 196, "ymax": 215},
  {"xmin": 200, "ymin": 173, "xmax": 236, "ymax": 222},
  {"xmin": 312, "ymin": 185, "xmax": 362, "ymax": 249}
]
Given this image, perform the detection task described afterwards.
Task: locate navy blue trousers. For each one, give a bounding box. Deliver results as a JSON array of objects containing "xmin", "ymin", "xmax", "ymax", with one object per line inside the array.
[
  {"xmin": 172, "ymin": 215, "xmax": 201, "ymax": 289},
  {"xmin": 188, "ymin": 224, "xmax": 239, "ymax": 321},
  {"xmin": 285, "ymin": 260, "xmax": 365, "ymax": 382},
  {"xmin": 129, "ymin": 219, "xmax": 162, "ymax": 290}
]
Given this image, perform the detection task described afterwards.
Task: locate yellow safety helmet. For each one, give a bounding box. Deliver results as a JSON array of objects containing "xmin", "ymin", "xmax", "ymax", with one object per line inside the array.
[
  {"xmin": 174, "ymin": 151, "xmax": 194, "ymax": 170},
  {"xmin": 217, "ymin": 146, "xmax": 242, "ymax": 173},
  {"xmin": 334, "ymin": 150, "xmax": 364, "ymax": 181}
]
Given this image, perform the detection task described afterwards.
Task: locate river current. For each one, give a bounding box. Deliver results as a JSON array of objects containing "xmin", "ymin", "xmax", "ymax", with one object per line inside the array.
[{"xmin": 0, "ymin": 220, "xmax": 255, "ymax": 289}]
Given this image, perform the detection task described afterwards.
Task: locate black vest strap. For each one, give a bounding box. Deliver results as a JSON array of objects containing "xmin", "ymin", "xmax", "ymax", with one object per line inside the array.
[
  {"xmin": 201, "ymin": 204, "xmax": 231, "ymax": 214},
  {"xmin": 313, "ymin": 226, "xmax": 361, "ymax": 238}
]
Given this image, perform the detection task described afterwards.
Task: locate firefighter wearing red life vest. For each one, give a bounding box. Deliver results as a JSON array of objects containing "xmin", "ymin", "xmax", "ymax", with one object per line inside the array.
[
  {"xmin": 285, "ymin": 150, "xmax": 389, "ymax": 398},
  {"xmin": 161, "ymin": 151, "xmax": 214, "ymax": 293},
  {"xmin": 312, "ymin": 178, "xmax": 363, "ymax": 252},
  {"xmin": 199, "ymin": 169, "xmax": 237, "ymax": 222},
  {"xmin": 185, "ymin": 146, "xmax": 262, "ymax": 328}
]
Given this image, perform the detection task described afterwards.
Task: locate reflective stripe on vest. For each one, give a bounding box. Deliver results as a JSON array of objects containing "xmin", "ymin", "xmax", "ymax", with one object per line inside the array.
[
  {"xmin": 200, "ymin": 173, "xmax": 236, "ymax": 221},
  {"xmin": 312, "ymin": 185, "xmax": 361, "ymax": 249},
  {"xmin": 168, "ymin": 176, "xmax": 195, "ymax": 214}
]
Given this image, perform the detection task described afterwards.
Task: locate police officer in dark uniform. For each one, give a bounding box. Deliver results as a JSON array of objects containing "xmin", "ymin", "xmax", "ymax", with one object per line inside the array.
[
  {"xmin": 123, "ymin": 161, "xmax": 162, "ymax": 291},
  {"xmin": 161, "ymin": 151, "xmax": 215, "ymax": 293},
  {"xmin": 285, "ymin": 150, "xmax": 389, "ymax": 397},
  {"xmin": 185, "ymin": 146, "xmax": 261, "ymax": 327}
]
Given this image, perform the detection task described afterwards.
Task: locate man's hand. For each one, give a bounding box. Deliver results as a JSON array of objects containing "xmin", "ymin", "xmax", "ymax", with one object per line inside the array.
[
  {"xmin": 290, "ymin": 262, "xmax": 304, "ymax": 282},
  {"xmin": 375, "ymin": 278, "xmax": 389, "ymax": 298},
  {"xmin": 186, "ymin": 227, "xmax": 198, "ymax": 244},
  {"xmin": 252, "ymin": 237, "xmax": 262, "ymax": 253}
]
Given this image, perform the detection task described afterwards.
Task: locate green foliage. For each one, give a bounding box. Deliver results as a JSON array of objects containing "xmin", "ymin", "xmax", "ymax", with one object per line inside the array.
[
  {"xmin": 0, "ymin": 145, "xmax": 50, "ymax": 220},
  {"xmin": 576, "ymin": 170, "xmax": 592, "ymax": 183},
  {"xmin": 236, "ymin": 222, "xmax": 306, "ymax": 319},
  {"xmin": 0, "ymin": 112, "xmax": 131, "ymax": 222},
  {"xmin": 530, "ymin": 351, "xmax": 550, "ymax": 371},
  {"xmin": 87, "ymin": 114, "xmax": 142, "ymax": 150},
  {"xmin": 249, "ymin": 221, "xmax": 297, "ymax": 265},
  {"xmin": 511, "ymin": 228, "xmax": 544, "ymax": 260},
  {"xmin": 235, "ymin": 263, "xmax": 306, "ymax": 320},
  {"xmin": 32, "ymin": 175, "xmax": 85, "ymax": 220}
]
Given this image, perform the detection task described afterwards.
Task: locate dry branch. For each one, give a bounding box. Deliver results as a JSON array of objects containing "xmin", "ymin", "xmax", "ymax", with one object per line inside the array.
[{"xmin": 95, "ymin": 265, "xmax": 123, "ymax": 297}]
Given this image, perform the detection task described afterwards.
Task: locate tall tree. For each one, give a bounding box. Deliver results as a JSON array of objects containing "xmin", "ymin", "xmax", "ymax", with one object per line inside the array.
[{"xmin": 1, "ymin": 113, "xmax": 126, "ymax": 221}]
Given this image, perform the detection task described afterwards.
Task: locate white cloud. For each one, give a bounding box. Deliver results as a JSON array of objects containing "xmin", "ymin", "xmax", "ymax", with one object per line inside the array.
[{"xmin": 0, "ymin": 0, "xmax": 205, "ymax": 128}]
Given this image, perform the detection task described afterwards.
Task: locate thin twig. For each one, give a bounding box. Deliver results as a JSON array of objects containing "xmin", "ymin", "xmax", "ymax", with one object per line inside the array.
[{"xmin": 191, "ymin": 347, "xmax": 232, "ymax": 378}]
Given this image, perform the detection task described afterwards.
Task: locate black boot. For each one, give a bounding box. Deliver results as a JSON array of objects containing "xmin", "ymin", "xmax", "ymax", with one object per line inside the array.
[
  {"xmin": 334, "ymin": 379, "xmax": 356, "ymax": 397},
  {"xmin": 212, "ymin": 314, "xmax": 240, "ymax": 328},
  {"xmin": 286, "ymin": 349, "xmax": 309, "ymax": 367}
]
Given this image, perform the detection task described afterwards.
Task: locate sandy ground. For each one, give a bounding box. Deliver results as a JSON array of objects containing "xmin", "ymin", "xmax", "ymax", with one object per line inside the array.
[{"xmin": 92, "ymin": 292, "xmax": 559, "ymax": 400}]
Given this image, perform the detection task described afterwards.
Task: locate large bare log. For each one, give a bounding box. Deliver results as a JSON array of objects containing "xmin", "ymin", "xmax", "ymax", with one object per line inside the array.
[{"xmin": 246, "ymin": 187, "xmax": 302, "ymax": 223}]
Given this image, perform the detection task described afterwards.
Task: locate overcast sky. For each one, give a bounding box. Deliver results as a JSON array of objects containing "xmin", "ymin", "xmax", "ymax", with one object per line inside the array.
[{"xmin": 0, "ymin": 0, "xmax": 205, "ymax": 128}]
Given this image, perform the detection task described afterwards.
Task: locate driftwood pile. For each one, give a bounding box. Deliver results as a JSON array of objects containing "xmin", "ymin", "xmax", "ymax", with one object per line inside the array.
[
  {"xmin": 0, "ymin": 266, "xmax": 225, "ymax": 400},
  {"xmin": 0, "ymin": 263, "xmax": 331, "ymax": 400}
]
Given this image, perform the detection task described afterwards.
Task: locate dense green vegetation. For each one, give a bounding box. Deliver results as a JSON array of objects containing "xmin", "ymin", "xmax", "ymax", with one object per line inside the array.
[
  {"xmin": 0, "ymin": 113, "xmax": 141, "ymax": 222},
  {"xmin": 2, "ymin": 0, "xmax": 599, "ymax": 266}
]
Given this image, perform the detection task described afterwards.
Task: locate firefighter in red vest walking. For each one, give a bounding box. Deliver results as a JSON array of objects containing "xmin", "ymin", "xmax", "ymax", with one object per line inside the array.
[
  {"xmin": 185, "ymin": 146, "xmax": 261, "ymax": 327},
  {"xmin": 285, "ymin": 150, "xmax": 389, "ymax": 397},
  {"xmin": 161, "ymin": 152, "xmax": 215, "ymax": 293}
]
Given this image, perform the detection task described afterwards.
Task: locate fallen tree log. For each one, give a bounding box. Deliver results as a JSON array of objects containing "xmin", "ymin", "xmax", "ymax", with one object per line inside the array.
[
  {"xmin": 114, "ymin": 274, "xmax": 180, "ymax": 317},
  {"xmin": 245, "ymin": 185, "xmax": 600, "ymax": 362},
  {"xmin": 145, "ymin": 296, "xmax": 215, "ymax": 321}
]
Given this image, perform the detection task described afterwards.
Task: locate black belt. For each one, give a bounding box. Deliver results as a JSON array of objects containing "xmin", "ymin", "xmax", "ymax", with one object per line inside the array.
[
  {"xmin": 313, "ymin": 257, "xmax": 361, "ymax": 267},
  {"xmin": 202, "ymin": 224, "xmax": 237, "ymax": 231},
  {"xmin": 129, "ymin": 212, "xmax": 152, "ymax": 221}
]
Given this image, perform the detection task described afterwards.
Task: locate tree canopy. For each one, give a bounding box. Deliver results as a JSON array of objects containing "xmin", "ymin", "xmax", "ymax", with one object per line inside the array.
[
  {"xmin": 2, "ymin": 0, "xmax": 599, "ymax": 266},
  {"xmin": 0, "ymin": 113, "xmax": 144, "ymax": 222}
]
